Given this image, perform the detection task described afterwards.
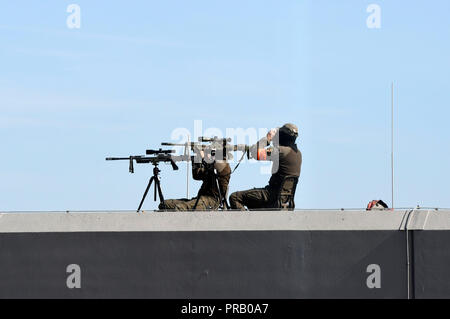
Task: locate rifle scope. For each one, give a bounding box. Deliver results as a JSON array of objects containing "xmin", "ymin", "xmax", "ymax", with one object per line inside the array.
[{"xmin": 146, "ymin": 148, "xmax": 175, "ymax": 155}]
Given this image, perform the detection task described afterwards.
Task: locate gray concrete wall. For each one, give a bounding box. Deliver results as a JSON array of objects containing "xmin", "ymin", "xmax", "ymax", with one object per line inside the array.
[{"xmin": 0, "ymin": 210, "xmax": 448, "ymax": 298}]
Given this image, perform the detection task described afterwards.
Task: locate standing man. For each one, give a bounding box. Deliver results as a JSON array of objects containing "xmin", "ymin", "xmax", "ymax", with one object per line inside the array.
[
  {"xmin": 229, "ymin": 123, "xmax": 302, "ymax": 210},
  {"xmin": 159, "ymin": 150, "xmax": 231, "ymax": 211}
]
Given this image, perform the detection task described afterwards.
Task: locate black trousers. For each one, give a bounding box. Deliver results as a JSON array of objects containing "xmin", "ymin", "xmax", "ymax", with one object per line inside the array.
[{"xmin": 229, "ymin": 187, "xmax": 275, "ymax": 210}]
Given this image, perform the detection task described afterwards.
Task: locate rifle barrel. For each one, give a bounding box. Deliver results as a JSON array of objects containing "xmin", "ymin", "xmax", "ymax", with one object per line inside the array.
[
  {"xmin": 106, "ymin": 157, "xmax": 132, "ymax": 161},
  {"xmin": 161, "ymin": 142, "xmax": 200, "ymax": 147}
]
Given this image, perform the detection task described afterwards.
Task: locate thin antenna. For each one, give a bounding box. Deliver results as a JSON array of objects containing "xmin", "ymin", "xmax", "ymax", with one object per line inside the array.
[
  {"xmin": 391, "ymin": 82, "xmax": 395, "ymax": 210},
  {"xmin": 186, "ymin": 136, "xmax": 190, "ymax": 198}
]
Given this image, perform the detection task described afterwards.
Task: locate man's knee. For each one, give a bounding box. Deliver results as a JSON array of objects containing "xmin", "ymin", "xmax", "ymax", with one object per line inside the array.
[
  {"xmin": 234, "ymin": 188, "xmax": 272, "ymax": 210},
  {"xmin": 160, "ymin": 199, "xmax": 190, "ymax": 211},
  {"xmin": 159, "ymin": 199, "xmax": 175, "ymax": 210},
  {"xmin": 194, "ymin": 196, "xmax": 219, "ymax": 210},
  {"xmin": 229, "ymin": 191, "xmax": 244, "ymax": 209}
]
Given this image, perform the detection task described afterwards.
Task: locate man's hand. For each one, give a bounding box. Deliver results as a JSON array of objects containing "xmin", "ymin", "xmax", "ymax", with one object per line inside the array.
[
  {"xmin": 201, "ymin": 149, "xmax": 215, "ymax": 164},
  {"xmin": 266, "ymin": 128, "xmax": 278, "ymax": 143}
]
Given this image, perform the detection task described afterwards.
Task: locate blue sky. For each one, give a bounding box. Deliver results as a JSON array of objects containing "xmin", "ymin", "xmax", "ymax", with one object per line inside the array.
[{"xmin": 0, "ymin": 1, "xmax": 449, "ymax": 211}]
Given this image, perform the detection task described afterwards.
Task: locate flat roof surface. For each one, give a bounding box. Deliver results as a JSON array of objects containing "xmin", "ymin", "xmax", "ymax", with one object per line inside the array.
[{"xmin": 0, "ymin": 209, "xmax": 448, "ymax": 233}]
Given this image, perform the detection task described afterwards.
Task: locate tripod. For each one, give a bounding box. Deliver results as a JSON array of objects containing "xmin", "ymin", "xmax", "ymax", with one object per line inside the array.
[{"xmin": 137, "ymin": 163, "xmax": 165, "ymax": 212}]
